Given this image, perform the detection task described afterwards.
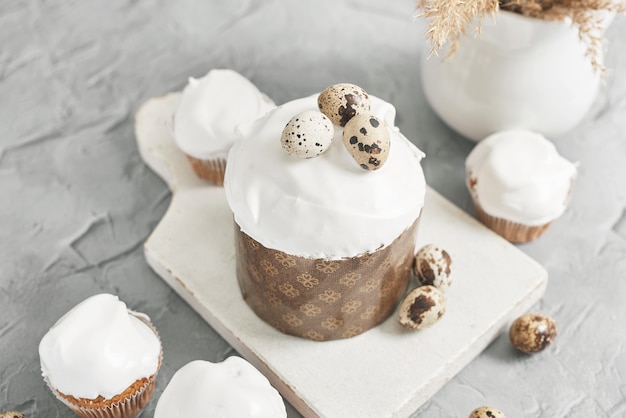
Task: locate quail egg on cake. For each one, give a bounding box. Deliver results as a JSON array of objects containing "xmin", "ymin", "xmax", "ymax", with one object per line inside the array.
[
  {"xmin": 469, "ymin": 406, "xmax": 506, "ymax": 418},
  {"xmin": 414, "ymin": 244, "xmax": 452, "ymax": 292},
  {"xmin": 509, "ymin": 313, "xmax": 558, "ymax": 353},
  {"xmin": 280, "ymin": 111, "xmax": 334, "ymax": 159},
  {"xmin": 318, "ymin": 83, "xmax": 370, "ymax": 126},
  {"xmin": 342, "ymin": 114, "xmax": 390, "ymax": 170},
  {"xmin": 398, "ymin": 285, "xmax": 445, "ymax": 330}
]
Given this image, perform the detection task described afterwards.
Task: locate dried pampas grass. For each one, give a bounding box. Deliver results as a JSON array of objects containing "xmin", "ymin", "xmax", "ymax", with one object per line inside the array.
[
  {"xmin": 417, "ymin": 0, "xmax": 626, "ymax": 73},
  {"xmin": 417, "ymin": 0, "xmax": 499, "ymax": 57}
]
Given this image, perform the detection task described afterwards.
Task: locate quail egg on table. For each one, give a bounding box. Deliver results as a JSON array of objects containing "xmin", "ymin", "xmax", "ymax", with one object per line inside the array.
[
  {"xmin": 0, "ymin": 412, "xmax": 27, "ymax": 418},
  {"xmin": 280, "ymin": 111, "xmax": 334, "ymax": 159},
  {"xmin": 317, "ymin": 83, "xmax": 370, "ymax": 126},
  {"xmin": 342, "ymin": 114, "xmax": 390, "ymax": 170},
  {"xmin": 469, "ymin": 406, "xmax": 506, "ymax": 418},
  {"xmin": 509, "ymin": 313, "xmax": 558, "ymax": 353},
  {"xmin": 414, "ymin": 244, "xmax": 452, "ymax": 292},
  {"xmin": 398, "ymin": 285, "xmax": 445, "ymax": 330}
]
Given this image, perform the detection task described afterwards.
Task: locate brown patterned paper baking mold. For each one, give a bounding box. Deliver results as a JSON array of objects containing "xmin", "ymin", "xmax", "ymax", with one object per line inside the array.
[
  {"xmin": 235, "ymin": 217, "xmax": 421, "ymax": 341},
  {"xmin": 185, "ymin": 155, "xmax": 226, "ymax": 186}
]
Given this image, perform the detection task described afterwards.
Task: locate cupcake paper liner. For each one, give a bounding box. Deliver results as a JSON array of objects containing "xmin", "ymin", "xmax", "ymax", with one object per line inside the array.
[
  {"xmin": 235, "ymin": 216, "xmax": 421, "ymax": 341},
  {"xmin": 185, "ymin": 155, "xmax": 227, "ymax": 186},
  {"xmin": 466, "ymin": 173, "xmax": 574, "ymax": 244},
  {"xmin": 44, "ymin": 314, "xmax": 162, "ymax": 418},
  {"xmin": 471, "ymin": 198, "xmax": 552, "ymax": 244}
]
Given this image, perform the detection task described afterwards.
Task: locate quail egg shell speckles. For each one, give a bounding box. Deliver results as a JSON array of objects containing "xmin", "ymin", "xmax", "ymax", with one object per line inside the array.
[
  {"xmin": 469, "ymin": 406, "xmax": 506, "ymax": 418},
  {"xmin": 317, "ymin": 83, "xmax": 370, "ymax": 126},
  {"xmin": 0, "ymin": 412, "xmax": 27, "ymax": 418},
  {"xmin": 509, "ymin": 313, "xmax": 558, "ymax": 353},
  {"xmin": 280, "ymin": 111, "xmax": 334, "ymax": 159},
  {"xmin": 414, "ymin": 244, "xmax": 452, "ymax": 292},
  {"xmin": 398, "ymin": 285, "xmax": 445, "ymax": 330},
  {"xmin": 342, "ymin": 114, "xmax": 390, "ymax": 170}
]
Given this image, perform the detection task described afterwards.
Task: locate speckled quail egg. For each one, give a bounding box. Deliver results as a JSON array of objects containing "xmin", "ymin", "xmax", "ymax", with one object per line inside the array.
[
  {"xmin": 280, "ymin": 111, "xmax": 334, "ymax": 159},
  {"xmin": 342, "ymin": 114, "xmax": 390, "ymax": 170},
  {"xmin": 509, "ymin": 313, "xmax": 558, "ymax": 353},
  {"xmin": 398, "ymin": 285, "xmax": 445, "ymax": 330},
  {"xmin": 414, "ymin": 244, "xmax": 452, "ymax": 292},
  {"xmin": 469, "ymin": 406, "xmax": 506, "ymax": 418},
  {"xmin": 0, "ymin": 412, "xmax": 27, "ymax": 418},
  {"xmin": 317, "ymin": 83, "xmax": 370, "ymax": 126}
]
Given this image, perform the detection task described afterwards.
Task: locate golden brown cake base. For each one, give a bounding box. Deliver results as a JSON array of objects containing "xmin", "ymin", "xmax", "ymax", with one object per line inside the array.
[
  {"xmin": 235, "ymin": 216, "xmax": 421, "ymax": 341},
  {"xmin": 52, "ymin": 374, "xmax": 157, "ymax": 418},
  {"xmin": 472, "ymin": 201, "xmax": 552, "ymax": 244},
  {"xmin": 186, "ymin": 155, "xmax": 226, "ymax": 186}
]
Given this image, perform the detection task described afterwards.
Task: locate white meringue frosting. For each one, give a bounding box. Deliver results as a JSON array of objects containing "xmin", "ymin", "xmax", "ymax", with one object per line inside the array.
[
  {"xmin": 174, "ymin": 69, "xmax": 276, "ymax": 160},
  {"xmin": 466, "ymin": 129, "xmax": 577, "ymax": 226},
  {"xmin": 38, "ymin": 293, "xmax": 161, "ymax": 400},
  {"xmin": 154, "ymin": 357, "xmax": 286, "ymax": 418},
  {"xmin": 224, "ymin": 93, "xmax": 426, "ymax": 259}
]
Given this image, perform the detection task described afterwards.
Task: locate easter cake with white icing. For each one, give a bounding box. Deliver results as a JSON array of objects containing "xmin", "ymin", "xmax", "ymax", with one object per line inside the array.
[
  {"xmin": 155, "ymin": 357, "xmax": 286, "ymax": 418},
  {"xmin": 465, "ymin": 129, "xmax": 577, "ymax": 243},
  {"xmin": 173, "ymin": 69, "xmax": 275, "ymax": 185},
  {"xmin": 224, "ymin": 83, "xmax": 426, "ymax": 341},
  {"xmin": 38, "ymin": 293, "xmax": 162, "ymax": 418}
]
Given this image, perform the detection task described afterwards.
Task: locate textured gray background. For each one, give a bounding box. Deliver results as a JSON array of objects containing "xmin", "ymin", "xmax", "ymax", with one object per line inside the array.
[{"xmin": 1, "ymin": 1, "xmax": 625, "ymax": 417}]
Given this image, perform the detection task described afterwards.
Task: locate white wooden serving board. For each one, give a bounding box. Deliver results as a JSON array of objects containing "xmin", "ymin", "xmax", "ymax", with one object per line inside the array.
[{"xmin": 135, "ymin": 93, "xmax": 548, "ymax": 418}]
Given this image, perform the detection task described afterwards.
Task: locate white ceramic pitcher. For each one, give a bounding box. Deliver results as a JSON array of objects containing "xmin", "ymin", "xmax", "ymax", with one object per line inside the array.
[{"xmin": 421, "ymin": 11, "xmax": 604, "ymax": 141}]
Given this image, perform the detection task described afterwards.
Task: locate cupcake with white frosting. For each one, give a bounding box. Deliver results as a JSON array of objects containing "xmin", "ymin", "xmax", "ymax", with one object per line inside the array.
[
  {"xmin": 224, "ymin": 85, "xmax": 426, "ymax": 340},
  {"xmin": 39, "ymin": 294, "xmax": 162, "ymax": 418},
  {"xmin": 173, "ymin": 69, "xmax": 275, "ymax": 185},
  {"xmin": 155, "ymin": 357, "xmax": 286, "ymax": 418},
  {"xmin": 466, "ymin": 129, "xmax": 577, "ymax": 243}
]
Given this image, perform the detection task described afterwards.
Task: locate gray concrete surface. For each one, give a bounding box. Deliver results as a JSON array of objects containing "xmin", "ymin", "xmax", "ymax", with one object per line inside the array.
[{"xmin": 1, "ymin": 1, "xmax": 625, "ymax": 417}]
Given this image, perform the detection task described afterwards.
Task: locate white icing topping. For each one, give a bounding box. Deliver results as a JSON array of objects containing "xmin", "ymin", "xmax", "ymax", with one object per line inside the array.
[
  {"xmin": 154, "ymin": 357, "xmax": 286, "ymax": 418},
  {"xmin": 173, "ymin": 69, "xmax": 276, "ymax": 160},
  {"xmin": 38, "ymin": 294, "xmax": 161, "ymax": 400},
  {"xmin": 466, "ymin": 129, "xmax": 577, "ymax": 226},
  {"xmin": 224, "ymin": 93, "xmax": 426, "ymax": 259}
]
